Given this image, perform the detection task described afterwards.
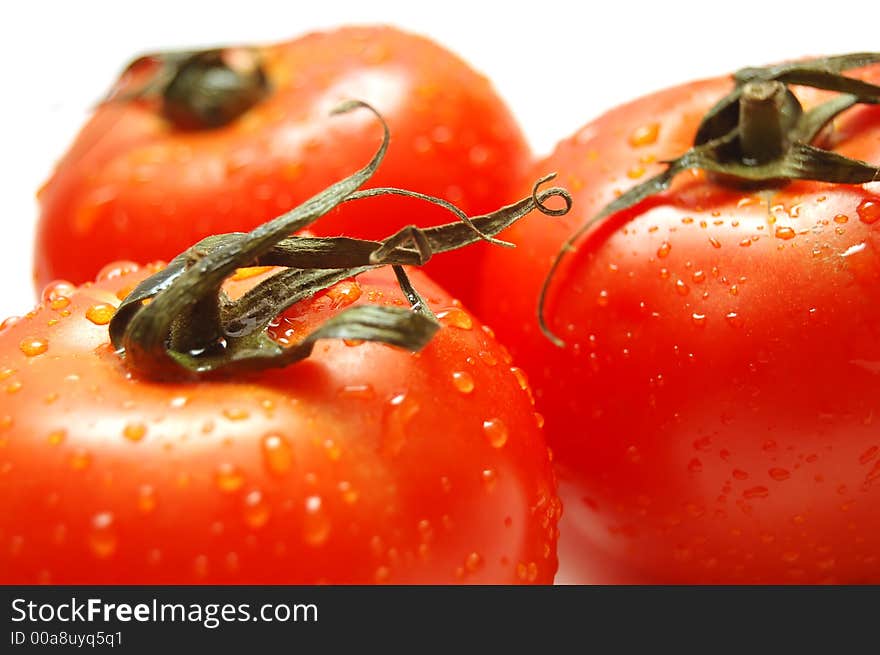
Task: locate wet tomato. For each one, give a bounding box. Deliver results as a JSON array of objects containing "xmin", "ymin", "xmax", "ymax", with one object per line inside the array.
[
  {"xmin": 477, "ymin": 56, "xmax": 880, "ymax": 583},
  {"xmin": 0, "ymin": 264, "xmax": 558, "ymax": 583},
  {"xmin": 34, "ymin": 26, "xmax": 530, "ymax": 305}
]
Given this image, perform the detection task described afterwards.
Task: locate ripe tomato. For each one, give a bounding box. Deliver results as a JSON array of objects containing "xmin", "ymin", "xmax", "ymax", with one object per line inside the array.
[
  {"xmin": 0, "ymin": 264, "xmax": 558, "ymax": 584},
  {"xmin": 477, "ymin": 57, "xmax": 880, "ymax": 583},
  {"xmin": 34, "ymin": 26, "xmax": 530, "ymax": 305}
]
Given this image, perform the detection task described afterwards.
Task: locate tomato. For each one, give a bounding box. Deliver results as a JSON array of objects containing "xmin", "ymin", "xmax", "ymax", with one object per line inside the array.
[
  {"xmin": 34, "ymin": 26, "xmax": 530, "ymax": 306},
  {"xmin": 0, "ymin": 263, "xmax": 558, "ymax": 584},
  {"xmin": 476, "ymin": 56, "xmax": 880, "ymax": 583}
]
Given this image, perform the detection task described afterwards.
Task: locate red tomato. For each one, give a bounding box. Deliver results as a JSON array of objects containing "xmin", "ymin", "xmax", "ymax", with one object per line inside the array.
[
  {"xmin": 477, "ymin": 60, "xmax": 880, "ymax": 582},
  {"xmin": 0, "ymin": 265, "xmax": 558, "ymax": 584},
  {"xmin": 34, "ymin": 26, "xmax": 530, "ymax": 306}
]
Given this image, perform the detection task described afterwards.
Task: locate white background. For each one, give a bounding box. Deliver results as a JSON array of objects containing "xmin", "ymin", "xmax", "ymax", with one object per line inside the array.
[{"xmin": 1, "ymin": 0, "xmax": 878, "ymax": 317}]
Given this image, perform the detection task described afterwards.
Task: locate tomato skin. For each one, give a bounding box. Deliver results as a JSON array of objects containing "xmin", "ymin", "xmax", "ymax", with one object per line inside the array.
[
  {"xmin": 34, "ymin": 26, "xmax": 530, "ymax": 306},
  {"xmin": 476, "ymin": 66, "xmax": 880, "ymax": 583},
  {"xmin": 0, "ymin": 266, "xmax": 557, "ymax": 584}
]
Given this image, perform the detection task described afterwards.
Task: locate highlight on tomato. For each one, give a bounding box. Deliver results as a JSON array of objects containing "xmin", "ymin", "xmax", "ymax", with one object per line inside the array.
[
  {"xmin": 0, "ymin": 104, "xmax": 568, "ymax": 584},
  {"xmin": 34, "ymin": 25, "xmax": 532, "ymax": 306},
  {"xmin": 477, "ymin": 53, "xmax": 880, "ymax": 583}
]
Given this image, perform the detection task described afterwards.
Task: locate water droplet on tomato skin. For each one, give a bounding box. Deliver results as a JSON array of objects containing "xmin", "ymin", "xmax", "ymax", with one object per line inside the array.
[
  {"xmin": 859, "ymin": 446, "xmax": 878, "ymax": 465},
  {"xmin": 41, "ymin": 280, "xmax": 74, "ymax": 306},
  {"xmin": 122, "ymin": 422, "xmax": 147, "ymax": 442},
  {"xmin": 478, "ymin": 350, "xmax": 498, "ymax": 367},
  {"xmin": 88, "ymin": 512, "xmax": 117, "ymax": 559},
  {"xmin": 262, "ymin": 434, "xmax": 293, "ymax": 475},
  {"xmin": 769, "ymin": 468, "xmax": 790, "ymax": 482},
  {"xmin": 97, "ymin": 261, "xmax": 140, "ymax": 282},
  {"xmin": 85, "ymin": 304, "xmax": 115, "ymax": 325},
  {"xmin": 675, "ymin": 280, "xmax": 689, "ymax": 296},
  {"xmin": 483, "ymin": 418, "xmax": 509, "ymax": 448},
  {"xmin": 743, "ymin": 486, "xmax": 769, "ymax": 499},
  {"xmin": 725, "ymin": 312, "xmax": 743, "ymax": 328},
  {"xmin": 775, "ymin": 226, "xmax": 796, "ymax": 240},
  {"xmin": 451, "ymin": 371, "xmax": 475, "ymax": 394},
  {"xmin": 596, "ymin": 289, "xmax": 610, "ymax": 306},
  {"xmin": 464, "ymin": 552, "xmax": 483, "ymax": 573},
  {"xmin": 138, "ymin": 485, "xmax": 157, "ymax": 513},
  {"xmin": 481, "ymin": 468, "xmax": 497, "ymax": 491},
  {"xmin": 19, "ymin": 337, "xmax": 48, "ymax": 357},
  {"xmin": 243, "ymin": 490, "xmax": 270, "ymax": 528},
  {"xmin": 629, "ymin": 122, "xmax": 660, "ymax": 147},
  {"xmin": 303, "ymin": 495, "xmax": 330, "ymax": 546},
  {"xmin": 337, "ymin": 383, "xmax": 375, "ymax": 400},
  {"xmin": 216, "ymin": 463, "xmax": 245, "ymax": 493},
  {"xmin": 691, "ymin": 313, "xmax": 706, "ymax": 327},
  {"xmin": 437, "ymin": 308, "xmax": 473, "ymax": 330},
  {"xmin": 688, "ymin": 458, "xmax": 703, "ymax": 473},
  {"xmin": 857, "ymin": 198, "xmax": 880, "ymax": 224},
  {"xmin": 382, "ymin": 394, "xmax": 420, "ymax": 456},
  {"xmin": 657, "ymin": 241, "xmax": 671, "ymax": 258},
  {"xmin": 325, "ymin": 280, "xmax": 362, "ymax": 308}
]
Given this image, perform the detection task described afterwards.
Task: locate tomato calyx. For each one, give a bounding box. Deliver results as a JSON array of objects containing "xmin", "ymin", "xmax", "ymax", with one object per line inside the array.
[
  {"xmin": 108, "ymin": 101, "xmax": 571, "ymax": 379},
  {"xmin": 110, "ymin": 47, "xmax": 269, "ymax": 130},
  {"xmin": 538, "ymin": 51, "xmax": 880, "ymax": 347}
]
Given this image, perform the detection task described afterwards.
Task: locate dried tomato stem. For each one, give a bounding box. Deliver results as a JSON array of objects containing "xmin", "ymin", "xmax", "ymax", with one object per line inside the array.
[
  {"xmin": 109, "ymin": 103, "xmax": 571, "ymax": 379},
  {"xmin": 738, "ymin": 80, "xmax": 791, "ymax": 164}
]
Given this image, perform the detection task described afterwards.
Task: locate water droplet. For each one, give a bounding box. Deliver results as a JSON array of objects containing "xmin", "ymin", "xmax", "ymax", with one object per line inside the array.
[
  {"xmin": 732, "ymin": 469, "xmax": 749, "ymax": 480},
  {"xmin": 691, "ymin": 270, "xmax": 706, "ymax": 284},
  {"xmin": 693, "ymin": 435, "xmax": 712, "ymax": 451},
  {"xmin": 675, "ymin": 279, "xmax": 689, "ymax": 296},
  {"xmin": 97, "ymin": 261, "xmax": 139, "ymax": 281},
  {"xmin": 338, "ymin": 480, "xmax": 358, "ymax": 505},
  {"xmin": 769, "ymin": 468, "xmax": 790, "ymax": 481},
  {"xmin": 47, "ymin": 429, "xmax": 65, "ymax": 446},
  {"xmin": 382, "ymin": 394, "xmax": 419, "ymax": 456},
  {"xmin": 337, "ymin": 383, "xmax": 375, "ymax": 400},
  {"xmin": 691, "ymin": 312, "xmax": 706, "ymax": 327},
  {"xmin": 437, "ymin": 308, "xmax": 473, "ymax": 330},
  {"xmin": 88, "ymin": 512, "xmax": 117, "ymax": 559},
  {"xmin": 123, "ymin": 422, "xmax": 147, "ymax": 442},
  {"xmin": 657, "ymin": 241, "xmax": 671, "ymax": 258},
  {"xmin": 725, "ymin": 312, "xmax": 743, "ymax": 328},
  {"xmin": 481, "ymin": 468, "xmax": 497, "ymax": 491},
  {"xmin": 629, "ymin": 122, "xmax": 660, "ymax": 147},
  {"xmin": 303, "ymin": 495, "xmax": 330, "ymax": 546},
  {"xmin": 262, "ymin": 434, "xmax": 293, "ymax": 475},
  {"xmin": 138, "ymin": 485, "xmax": 157, "ymax": 513},
  {"xmin": 688, "ymin": 458, "xmax": 703, "ymax": 473},
  {"xmin": 627, "ymin": 165, "xmax": 646, "ymax": 179},
  {"xmin": 70, "ymin": 449, "xmax": 91, "ymax": 471},
  {"xmin": 374, "ymin": 566, "xmax": 391, "ymax": 583},
  {"xmin": 857, "ymin": 198, "xmax": 880, "ymax": 224},
  {"xmin": 222, "ymin": 408, "xmax": 250, "ymax": 421},
  {"xmin": 326, "ymin": 280, "xmax": 363, "ymax": 308},
  {"xmin": 41, "ymin": 280, "xmax": 76, "ymax": 305},
  {"xmin": 859, "ymin": 446, "xmax": 878, "ymax": 465},
  {"xmin": 50, "ymin": 297, "xmax": 70, "ymax": 310},
  {"xmin": 483, "ymin": 418, "xmax": 509, "ymax": 448},
  {"xmin": 451, "ymin": 371, "xmax": 475, "ymax": 394},
  {"xmin": 464, "ymin": 552, "xmax": 483, "ymax": 572},
  {"xmin": 19, "ymin": 337, "xmax": 48, "ymax": 357},
  {"xmin": 478, "ymin": 350, "xmax": 498, "ymax": 367},
  {"xmin": 85, "ymin": 304, "xmax": 115, "ymax": 325},
  {"xmin": 865, "ymin": 460, "xmax": 880, "ymax": 485},
  {"xmin": 534, "ymin": 412, "xmax": 545, "ymax": 428},
  {"xmin": 243, "ymin": 490, "xmax": 270, "ymax": 528},
  {"xmin": 743, "ymin": 486, "xmax": 769, "ymax": 499},
  {"xmin": 834, "ymin": 213, "xmax": 849, "ymax": 224},
  {"xmin": 216, "ymin": 463, "xmax": 245, "ymax": 492},
  {"xmin": 775, "ymin": 226, "xmax": 796, "ymax": 240},
  {"xmin": 596, "ymin": 289, "xmax": 610, "ymax": 306}
]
